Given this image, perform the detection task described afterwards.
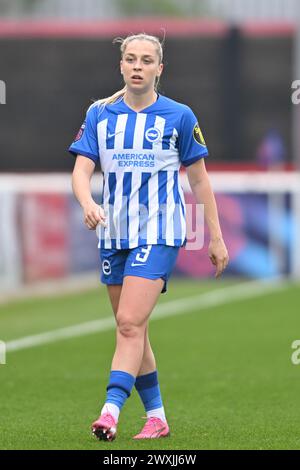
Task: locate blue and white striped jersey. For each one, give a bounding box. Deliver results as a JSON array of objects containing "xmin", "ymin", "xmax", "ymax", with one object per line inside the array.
[{"xmin": 69, "ymin": 93, "xmax": 208, "ymax": 249}]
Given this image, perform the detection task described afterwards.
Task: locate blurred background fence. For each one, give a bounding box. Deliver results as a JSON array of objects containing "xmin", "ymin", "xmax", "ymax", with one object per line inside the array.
[
  {"xmin": 0, "ymin": 0, "xmax": 300, "ymax": 297},
  {"xmin": 0, "ymin": 0, "xmax": 300, "ymax": 21}
]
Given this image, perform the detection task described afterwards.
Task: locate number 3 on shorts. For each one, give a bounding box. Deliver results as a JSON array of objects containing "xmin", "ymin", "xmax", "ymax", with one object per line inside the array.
[{"xmin": 135, "ymin": 245, "xmax": 152, "ymax": 263}]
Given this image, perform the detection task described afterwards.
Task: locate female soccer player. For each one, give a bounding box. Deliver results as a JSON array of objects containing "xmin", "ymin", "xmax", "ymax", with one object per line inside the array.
[{"xmin": 69, "ymin": 33, "xmax": 229, "ymax": 441}]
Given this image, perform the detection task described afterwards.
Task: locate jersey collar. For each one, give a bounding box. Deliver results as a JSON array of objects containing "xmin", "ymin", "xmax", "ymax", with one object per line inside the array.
[{"xmin": 112, "ymin": 92, "xmax": 161, "ymax": 114}]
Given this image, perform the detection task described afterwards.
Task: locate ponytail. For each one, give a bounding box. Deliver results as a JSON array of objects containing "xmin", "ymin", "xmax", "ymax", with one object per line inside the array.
[{"xmin": 97, "ymin": 85, "xmax": 127, "ymax": 106}]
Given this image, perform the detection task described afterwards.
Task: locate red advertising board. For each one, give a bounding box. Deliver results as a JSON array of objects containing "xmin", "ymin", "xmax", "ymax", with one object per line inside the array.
[{"xmin": 20, "ymin": 193, "xmax": 69, "ymax": 283}]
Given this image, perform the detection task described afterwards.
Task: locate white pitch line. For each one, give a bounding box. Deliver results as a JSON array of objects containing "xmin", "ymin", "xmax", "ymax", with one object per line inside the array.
[{"xmin": 6, "ymin": 278, "xmax": 288, "ymax": 353}]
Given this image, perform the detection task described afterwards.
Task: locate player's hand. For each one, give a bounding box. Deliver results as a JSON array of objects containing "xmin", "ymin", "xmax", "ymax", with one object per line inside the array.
[
  {"xmin": 83, "ymin": 201, "xmax": 106, "ymax": 230},
  {"xmin": 208, "ymin": 237, "xmax": 229, "ymax": 278}
]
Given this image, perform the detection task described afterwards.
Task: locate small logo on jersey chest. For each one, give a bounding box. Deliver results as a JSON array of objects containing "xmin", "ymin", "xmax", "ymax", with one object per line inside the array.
[
  {"xmin": 145, "ymin": 127, "xmax": 161, "ymax": 143},
  {"xmin": 107, "ymin": 130, "xmax": 123, "ymax": 139}
]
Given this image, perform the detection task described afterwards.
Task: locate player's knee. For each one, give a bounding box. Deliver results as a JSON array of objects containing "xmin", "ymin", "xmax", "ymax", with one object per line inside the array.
[{"xmin": 116, "ymin": 313, "xmax": 144, "ymax": 339}]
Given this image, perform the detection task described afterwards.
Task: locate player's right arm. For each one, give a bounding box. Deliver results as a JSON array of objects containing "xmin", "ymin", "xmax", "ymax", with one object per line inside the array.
[{"xmin": 72, "ymin": 155, "xmax": 106, "ymax": 230}]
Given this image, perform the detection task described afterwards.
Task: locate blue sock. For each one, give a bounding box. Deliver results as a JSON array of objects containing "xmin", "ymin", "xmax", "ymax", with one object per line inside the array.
[
  {"xmin": 135, "ymin": 371, "xmax": 163, "ymax": 412},
  {"xmin": 106, "ymin": 370, "xmax": 135, "ymax": 410}
]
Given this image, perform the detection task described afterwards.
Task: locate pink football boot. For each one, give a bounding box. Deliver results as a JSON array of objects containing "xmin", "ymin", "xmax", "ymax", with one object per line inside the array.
[
  {"xmin": 133, "ymin": 417, "xmax": 170, "ymax": 439},
  {"xmin": 91, "ymin": 412, "xmax": 117, "ymax": 442}
]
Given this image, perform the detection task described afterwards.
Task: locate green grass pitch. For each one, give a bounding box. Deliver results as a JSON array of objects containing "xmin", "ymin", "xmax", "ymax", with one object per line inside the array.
[{"xmin": 0, "ymin": 278, "xmax": 300, "ymax": 450}]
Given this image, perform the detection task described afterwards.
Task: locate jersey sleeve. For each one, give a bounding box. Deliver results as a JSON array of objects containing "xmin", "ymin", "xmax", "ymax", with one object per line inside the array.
[
  {"xmin": 68, "ymin": 102, "xmax": 99, "ymax": 163},
  {"xmin": 178, "ymin": 106, "xmax": 209, "ymax": 167}
]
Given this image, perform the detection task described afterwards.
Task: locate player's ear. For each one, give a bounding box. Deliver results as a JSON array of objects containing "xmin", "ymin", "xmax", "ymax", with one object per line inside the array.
[
  {"xmin": 157, "ymin": 63, "xmax": 164, "ymax": 77},
  {"xmin": 120, "ymin": 60, "xmax": 123, "ymax": 75}
]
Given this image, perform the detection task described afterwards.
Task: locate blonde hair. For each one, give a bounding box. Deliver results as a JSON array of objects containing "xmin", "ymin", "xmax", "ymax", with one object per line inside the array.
[{"xmin": 97, "ymin": 33, "xmax": 164, "ymax": 106}]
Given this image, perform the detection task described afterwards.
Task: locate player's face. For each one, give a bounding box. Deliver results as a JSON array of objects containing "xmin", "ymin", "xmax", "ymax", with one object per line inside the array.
[{"xmin": 120, "ymin": 40, "xmax": 163, "ymax": 93}]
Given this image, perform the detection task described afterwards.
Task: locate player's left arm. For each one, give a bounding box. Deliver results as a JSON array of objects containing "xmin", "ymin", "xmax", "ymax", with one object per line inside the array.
[{"xmin": 186, "ymin": 158, "xmax": 229, "ymax": 278}]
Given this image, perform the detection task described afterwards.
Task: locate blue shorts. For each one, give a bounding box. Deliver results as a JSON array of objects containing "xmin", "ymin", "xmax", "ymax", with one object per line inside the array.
[{"xmin": 99, "ymin": 244, "xmax": 180, "ymax": 294}]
